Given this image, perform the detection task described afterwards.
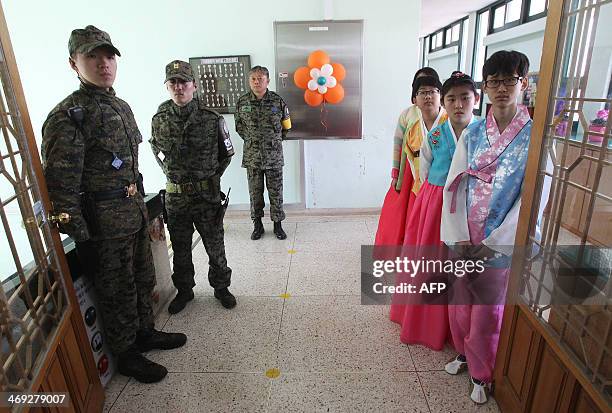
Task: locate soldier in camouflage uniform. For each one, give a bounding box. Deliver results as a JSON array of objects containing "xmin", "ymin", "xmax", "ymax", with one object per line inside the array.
[
  {"xmin": 235, "ymin": 66, "xmax": 292, "ymax": 240},
  {"xmin": 150, "ymin": 60, "xmax": 236, "ymax": 314},
  {"xmin": 41, "ymin": 26, "xmax": 186, "ymax": 384}
]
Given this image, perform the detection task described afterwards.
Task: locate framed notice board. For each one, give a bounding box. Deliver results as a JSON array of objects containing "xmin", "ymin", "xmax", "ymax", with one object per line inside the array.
[{"xmin": 189, "ymin": 55, "xmax": 251, "ymax": 114}]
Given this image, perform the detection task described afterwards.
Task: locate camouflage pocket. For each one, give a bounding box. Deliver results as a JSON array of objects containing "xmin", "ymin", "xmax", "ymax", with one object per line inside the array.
[{"xmin": 92, "ymin": 130, "xmax": 122, "ymax": 154}]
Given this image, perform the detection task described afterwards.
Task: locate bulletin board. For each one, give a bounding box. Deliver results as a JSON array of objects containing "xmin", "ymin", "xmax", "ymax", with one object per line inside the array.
[{"xmin": 189, "ymin": 55, "xmax": 251, "ymax": 114}]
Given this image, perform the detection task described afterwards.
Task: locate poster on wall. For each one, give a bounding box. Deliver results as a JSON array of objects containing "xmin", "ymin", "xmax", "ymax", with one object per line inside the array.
[
  {"xmin": 73, "ymin": 276, "xmax": 115, "ymax": 387},
  {"xmin": 274, "ymin": 20, "xmax": 363, "ymax": 139}
]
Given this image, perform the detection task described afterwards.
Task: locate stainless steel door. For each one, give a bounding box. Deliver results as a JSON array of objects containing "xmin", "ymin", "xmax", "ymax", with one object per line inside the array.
[{"xmin": 274, "ymin": 20, "xmax": 363, "ymax": 139}]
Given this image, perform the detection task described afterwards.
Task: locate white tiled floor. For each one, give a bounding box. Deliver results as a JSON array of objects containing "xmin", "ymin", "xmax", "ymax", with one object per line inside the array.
[{"xmin": 103, "ymin": 213, "xmax": 500, "ymax": 413}]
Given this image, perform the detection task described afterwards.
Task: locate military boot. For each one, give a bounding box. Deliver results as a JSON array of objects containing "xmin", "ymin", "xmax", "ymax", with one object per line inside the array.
[
  {"xmin": 214, "ymin": 287, "xmax": 237, "ymax": 309},
  {"xmin": 168, "ymin": 289, "xmax": 194, "ymax": 314},
  {"xmin": 251, "ymin": 218, "xmax": 264, "ymax": 240},
  {"xmin": 117, "ymin": 347, "xmax": 167, "ymax": 383},
  {"xmin": 136, "ymin": 328, "xmax": 187, "ymax": 352},
  {"xmin": 273, "ymin": 221, "xmax": 287, "ymax": 240}
]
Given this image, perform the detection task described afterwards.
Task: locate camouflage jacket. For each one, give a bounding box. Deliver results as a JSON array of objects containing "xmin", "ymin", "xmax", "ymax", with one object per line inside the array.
[
  {"xmin": 234, "ymin": 90, "xmax": 290, "ymax": 169},
  {"xmin": 150, "ymin": 98, "xmax": 231, "ymax": 191},
  {"xmin": 41, "ymin": 83, "xmax": 147, "ymax": 242}
]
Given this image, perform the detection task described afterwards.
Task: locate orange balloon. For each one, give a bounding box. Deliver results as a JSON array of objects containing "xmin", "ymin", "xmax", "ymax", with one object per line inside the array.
[
  {"xmin": 331, "ymin": 63, "xmax": 346, "ymax": 81},
  {"xmin": 308, "ymin": 50, "xmax": 330, "ymax": 68},
  {"xmin": 293, "ymin": 66, "xmax": 311, "ymax": 89},
  {"xmin": 304, "ymin": 89, "xmax": 323, "ymax": 107},
  {"xmin": 324, "ymin": 84, "xmax": 344, "ymax": 104}
]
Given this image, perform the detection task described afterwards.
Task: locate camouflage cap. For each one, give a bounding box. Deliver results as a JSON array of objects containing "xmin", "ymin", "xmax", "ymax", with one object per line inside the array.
[
  {"xmin": 68, "ymin": 25, "xmax": 121, "ymax": 57},
  {"xmin": 165, "ymin": 60, "xmax": 194, "ymax": 83}
]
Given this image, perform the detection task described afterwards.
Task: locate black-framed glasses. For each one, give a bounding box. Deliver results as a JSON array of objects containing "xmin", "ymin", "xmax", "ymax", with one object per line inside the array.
[
  {"xmin": 416, "ymin": 89, "xmax": 440, "ymax": 97},
  {"xmin": 484, "ymin": 76, "xmax": 523, "ymax": 88}
]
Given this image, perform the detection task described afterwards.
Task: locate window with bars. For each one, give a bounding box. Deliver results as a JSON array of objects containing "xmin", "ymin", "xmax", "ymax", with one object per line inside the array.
[
  {"xmin": 428, "ymin": 19, "xmax": 464, "ymax": 53},
  {"xmin": 486, "ymin": 0, "xmax": 548, "ymax": 34}
]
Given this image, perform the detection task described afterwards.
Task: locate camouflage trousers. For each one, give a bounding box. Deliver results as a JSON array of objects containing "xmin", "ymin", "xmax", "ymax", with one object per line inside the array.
[
  {"xmin": 166, "ymin": 192, "xmax": 232, "ymax": 292},
  {"xmin": 79, "ymin": 225, "xmax": 155, "ymax": 355},
  {"xmin": 246, "ymin": 167, "xmax": 285, "ymax": 222}
]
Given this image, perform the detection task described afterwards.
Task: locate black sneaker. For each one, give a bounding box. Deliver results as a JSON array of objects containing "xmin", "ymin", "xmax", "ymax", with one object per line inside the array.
[
  {"xmin": 136, "ymin": 328, "xmax": 187, "ymax": 352},
  {"xmin": 273, "ymin": 221, "xmax": 287, "ymax": 240},
  {"xmin": 214, "ymin": 287, "xmax": 237, "ymax": 309},
  {"xmin": 251, "ymin": 218, "xmax": 264, "ymax": 240},
  {"xmin": 117, "ymin": 348, "xmax": 167, "ymax": 383},
  {"xmin": 168, "ymin": 289, "xmax": 194, "ymax": 314}
]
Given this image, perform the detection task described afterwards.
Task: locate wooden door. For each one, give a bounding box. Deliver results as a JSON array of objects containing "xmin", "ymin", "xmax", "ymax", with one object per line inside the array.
[
  {"xmin": 0, "ymin": 2, "xmax": 104, "ymax": 412},
  {"xmin": 494, "ymin": 0, "xmax": 610, "ymax": 412}
]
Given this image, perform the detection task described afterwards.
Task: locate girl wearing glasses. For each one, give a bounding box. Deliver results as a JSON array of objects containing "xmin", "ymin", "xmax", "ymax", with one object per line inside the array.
[
  {"xmin": 441, "ymin": 50, "xmax": 531, "ymax": 404},
  {"xmin": 375, "ymin": 68, "xmax": 447, "ymax": 246},
  {"xmin": 391, "ymin": 72, "xmax": 480, "ymax": 352}
]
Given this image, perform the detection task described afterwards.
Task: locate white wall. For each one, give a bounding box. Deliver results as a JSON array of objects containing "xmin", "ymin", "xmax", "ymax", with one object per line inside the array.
[
  {"xmin": 4, "ymin": 0, "xmax": 421, "ymax": 211},
  {"xmin": 303, "ymin": 0, "xmax": 421, "ymax": 208},
  {"xmin": 2, "ymin": 1, "xmax": 316, "ymax": 207}
]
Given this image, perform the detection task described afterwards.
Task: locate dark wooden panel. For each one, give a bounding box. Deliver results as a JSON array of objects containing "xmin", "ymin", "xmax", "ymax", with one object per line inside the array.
[
  {"xmin": 574, "ymin": 387, "xmax": 604, "ymax": 413},
  {"xmin": 529, "ymin": 345, "xmax": 568, "ymax": 413},
  {"xmin": 43, "ymin": 355, "xmax": 76, "ymax": 413},
  {"xmin": 506, "ymin": 312, "xmax": 536, "ymax": 399},
  {"xmin": 58, "ymin": 323, "xmax": 90, "ymax": 411},
  {"xmin": 25, "ymin": 405, "xmax": 46, "ymax": 413}
]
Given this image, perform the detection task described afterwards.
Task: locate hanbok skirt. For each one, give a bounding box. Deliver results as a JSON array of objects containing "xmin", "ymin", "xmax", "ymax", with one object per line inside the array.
[
  {"xmin": 389, "ymin": 181, "xmax": 453, "ymax": 351},
  {"xmin": 374, "ymin": 165, "xmax": 416, "ymax": 246}
]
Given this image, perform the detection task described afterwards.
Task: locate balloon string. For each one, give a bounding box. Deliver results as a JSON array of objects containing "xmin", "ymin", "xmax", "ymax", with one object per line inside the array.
[{"xmin": 320, "ymin": 101, "xmax": 328, "ymax": 132}]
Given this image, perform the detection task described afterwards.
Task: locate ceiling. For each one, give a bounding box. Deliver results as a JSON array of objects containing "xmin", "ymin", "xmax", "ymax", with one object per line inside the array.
[{"xmin": 420, "ymin": 0, "xmax": 494, "ymax": 36}]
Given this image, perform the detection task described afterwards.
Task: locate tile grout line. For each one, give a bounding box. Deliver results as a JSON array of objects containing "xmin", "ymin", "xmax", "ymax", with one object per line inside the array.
[
  {"xmin": 407, "ymin": 345, "xmax": 433, "ymax": 413},
  {"xmin": 266, "ymin": 221, "xmax": 297, "ymax": 413},
  {"xmin": 105, "ymin": 377, "xmax": 131, "ymax": 413},
  {"xmin": 274, "ymin": 221, "xmax": 296, "ymax": 346}
]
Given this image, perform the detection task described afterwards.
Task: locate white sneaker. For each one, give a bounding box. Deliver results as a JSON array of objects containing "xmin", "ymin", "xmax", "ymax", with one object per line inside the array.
[
  {"xmin": 444, "ymin": 355, "xmax": 467, "ymax": 375},
  {"xmin": 469, "ymin": 377, "xmax": 491, "ymax": 404}
]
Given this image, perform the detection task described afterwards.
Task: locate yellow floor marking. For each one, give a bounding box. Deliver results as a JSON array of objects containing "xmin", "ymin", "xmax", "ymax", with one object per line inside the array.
[{"xmin": 265, "ymin": 368, "xmax": 281, "ymax": 379}]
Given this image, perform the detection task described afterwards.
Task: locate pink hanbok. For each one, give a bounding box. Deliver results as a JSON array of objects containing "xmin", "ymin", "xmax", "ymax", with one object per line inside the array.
[{"xmin": 441, "ymin": 105, "xmax": 533, "ymax": 382}]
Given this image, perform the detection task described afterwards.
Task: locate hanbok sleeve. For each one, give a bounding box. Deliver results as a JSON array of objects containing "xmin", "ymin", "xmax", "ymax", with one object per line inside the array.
[
  {"xmin": 391, "ymin": 111, "xmax": 407, "ymax": 178},
  {"xmin": 419, "ymin": 132, "xmax": 433, "ymax": 183},
  {"xmin": 482, "ymin": 196, "xmax": 521, "ymax": 252},
  {"xmin": 441, "ymin": 129, "xmax": 470, "ymax": 244},
  {"xmin": 484, "ymin": 148, "xmax": 555, "ymax": 252}
]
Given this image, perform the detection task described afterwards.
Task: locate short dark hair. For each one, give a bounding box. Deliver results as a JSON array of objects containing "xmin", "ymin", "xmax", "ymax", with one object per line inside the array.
[
  {"xmin": 413, "ymin": 67, "xmax": 439, "ymax": 85},
  {"xmin": 441, "ymin": 71, "xmax": 477, "ymax": 98},
  {"xmin": 482, "ymin": 50, "xmax": 530, "ymax": 80},
  {"xmin": 411, "ymin": 76, "xmax": 443, "ymax": 100},
  {"xmin": 249, "ymin": 65, "xmax": 269, "ymax": 78}
]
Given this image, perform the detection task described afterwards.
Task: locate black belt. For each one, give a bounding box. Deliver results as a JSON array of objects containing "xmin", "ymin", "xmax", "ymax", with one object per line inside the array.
[{"xmin": 89, "ymin": 183, "xmax": 138, "ymax": 201}]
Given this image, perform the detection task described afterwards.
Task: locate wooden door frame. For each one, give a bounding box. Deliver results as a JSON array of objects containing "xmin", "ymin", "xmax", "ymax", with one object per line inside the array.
[
  {"xmin": 494, "ymin": 0, "xmax": 610, "ymax": 411},
  {"xmin": 0, "ymin": 2, "xmax": 104, "ymax": 410}
]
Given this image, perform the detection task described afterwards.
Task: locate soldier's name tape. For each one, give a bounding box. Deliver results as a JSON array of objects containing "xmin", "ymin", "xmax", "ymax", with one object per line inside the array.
[{"xmin": 0, "ymin": 392, "xmax": 69, "ymax": 407}]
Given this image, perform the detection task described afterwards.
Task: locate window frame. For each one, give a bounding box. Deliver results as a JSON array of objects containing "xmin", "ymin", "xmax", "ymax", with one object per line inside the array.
[
  {"xmin": 472, "ymin": 0, "xmax": 548, "ymax": 114},
  {"xmin": 428, "ymin": 18, "xmax": 465, "ymax": 54},
  {"xmin": 482, "ymin": 0, "xmax": 548, "ymax": 35}
]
